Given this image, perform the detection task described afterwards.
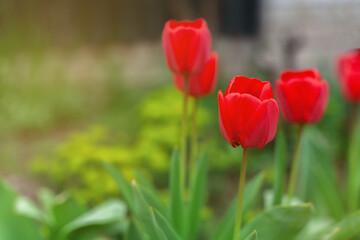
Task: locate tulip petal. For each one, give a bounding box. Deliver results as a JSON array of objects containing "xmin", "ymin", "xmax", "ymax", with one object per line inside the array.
[
  {"xmin": 224, "ymin": 93, "xmax": 261, "ymax": 147},
  {"xmin": 280, "ymin": 69, "xmax": 321, "ymax": 82},
  {"xmin": 162, "ymin": 19, "xmax": 211, "ymax": 75},
  {"xmin": 174, "ymin": 52, "xmax": 218, "ymax": 97},
  {"xmin": 242, "ymin": 99, "xmax": 279, "ymax": 149},
  {"xmin": 309, "ymin": 81, "xmax": 329, "ymax": 123},
  {"xmin": 225, "ymin": 76, "xmax": 272, "ymax": 100},
  {"xmin": 276, "ymin": 78, "xmax": 323, "ymax": 123},
  {"xmin": 218, "ymin": 90, "xmax": 232, "ymax": 145}
]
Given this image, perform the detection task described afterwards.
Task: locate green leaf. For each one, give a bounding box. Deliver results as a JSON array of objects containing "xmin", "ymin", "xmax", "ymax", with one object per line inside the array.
[
  {"xmin": 298, "ymin": 127, "xmax": 344, "ymax": 219},
  {"xmin": 52, "ymin": 194, "xmax": 87, "ymax": 232},
  {"xmin": 168, "ymin": 148, "xmax": 184, "ymax": 235},
  {"xmin": 125, "ymin": 221, "xmax": 146, "ymax": 240},
  {"xmin": 239, "ymin": 203, "xmax": 314, "ymax": 240},
  {"xmin": 134, "ymin": 170, "xmax": 157, "ymax": 193},
  {"xmin": 272, "ymin": 130, "xmax": 286, "ymax": 206},
  {"xmin": 347, "ymin": 116, "xmax": 360, "ymax": 212},
  {"xmin": 245, "ymin": 230, "xmax": 258, "ymax": 240},
  {"xmin": 132, "ymin": 180, "xmax": 159, "ymax": 239},
  {"xmin": 151, "ymin": 208, "xmax": 182, "ymax": 240},
  {"xmin": 326, "ymin": 209, "xmax": 360, "ymax": 240},
  {"xmin": 295, "ymin": 217, "xmax": 334, "ymax": 240},
  {"xmin": 186, "ymin": 151, "xmax": 208, "ymax": 239},
  {"xmin": 138, "ymin": 185, "xmax": 166, "ymax": 215},
  {"xmin": 15, "ymin": 196, "xmax": 43, "ymax": 222},
  {"xmin": 0, "ymin": 181, "xmax": 43, "ymax": 240},
  {"xmin": 38, "ymin": 188, "xmax": 57, "ymax": 225},
  {"xmin": 103, "ymin": 161, "xmax": 135, "ymax": 211},
  {"xmin": 211, "ymin": 172, "xmax": 265, "ymax": 240},
  {"xmin": 57, "ymin": 200, "xmax": 127, "ymax": 240}
]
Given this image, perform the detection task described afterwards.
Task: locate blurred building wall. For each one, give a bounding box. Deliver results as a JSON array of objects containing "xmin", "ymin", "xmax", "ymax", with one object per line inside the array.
[{"xmin": 1, "ymin": 0, "xmax": 359, "ymax": 79}]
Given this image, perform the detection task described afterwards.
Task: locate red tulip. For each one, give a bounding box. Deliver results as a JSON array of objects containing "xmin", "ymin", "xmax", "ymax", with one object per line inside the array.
[
  {"xmin": 173, "ymin": 52, "xmax": 218, "ymax": 98},
  {"xmin": 337, "ymin": 49, "xmax": 360, "ymax": 102},
  {"xmin": 275, "ymin": 69, "xmax": 329, "ymax": 124},
  {"xmin": 218, "ymin": 76, "xmax": 279, "ymax": 149},
  {"xmin": 162, "ymin": 19, "xmax": 211, "ymax": 76}
]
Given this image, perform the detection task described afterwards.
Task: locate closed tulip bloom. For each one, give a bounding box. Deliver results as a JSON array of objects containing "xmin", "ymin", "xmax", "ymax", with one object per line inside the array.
[
  {"xmin": 275, "ymin": 69, "xmax": 329, "ymax": 124},
  {"xmin": 218, "ymin": 76, "xmax": 279, "ymax": 149},
  {"xmin": 162, "ymin": 19, "xmax": 211, "ymax": 76},
  {"xmin": 337, "ymin": 49, "xmax": 360, "ymax": 102},
  {"xmin": 174, "ymin": 52, "xmax": 218, "ymax": 98}
]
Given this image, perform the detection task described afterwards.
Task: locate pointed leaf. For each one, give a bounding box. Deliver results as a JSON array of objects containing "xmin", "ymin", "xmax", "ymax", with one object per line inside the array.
[
  {"xmin": 186, "ymin": 151, "xmax": 208, "ymax": 239},
  {"xmin": 168, "ymin": 148, "xmax": 184, "ymax": 235},
  {"xmin": 326, "ymin": 209, "xmax": 360, "ymax": 240},
  {"xmin": 125, "ymin": 221, "xmax": 146, "ymax": 240},
  {"xmin": 151, "ymin": 208, "xmax": 182, "ymax": 240},
  {"xmin": 245, "ymin": 230, "xmax": 258, "ymax": 240},
  {"xmin": 103, "ymin": 161, "xmax": 135, "ymax": 211},
  {"xmin": 131, "ymin": 180, "xmax": 159, "ymax": 239}
]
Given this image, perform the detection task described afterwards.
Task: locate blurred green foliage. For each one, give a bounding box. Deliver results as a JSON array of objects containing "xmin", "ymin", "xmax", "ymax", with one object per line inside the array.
[{"xmin": 31, "ymin": 85, "xmax": 251, "ymax": 204}]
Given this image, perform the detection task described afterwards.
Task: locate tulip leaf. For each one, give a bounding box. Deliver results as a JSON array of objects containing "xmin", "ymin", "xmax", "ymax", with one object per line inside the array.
[
  {"xmin": 15, "ymin": 196, "xmax": 43, "ymax": 222},
  {"xmin": 137, "ymin": 184, "xmax": 166, "ymax": 216},
  {"xmin": 134, "ymin": 170, "xmax": 158, "ymax": 194},
  {"xmin": 294, "ymin": 217, "xmax": 334, "ymax": 240},
  {"xmin": 103, "ymin": 161, "xmax": 135, "ymax": 211},
  {"xmin": 211, "ymin": 172, "xmax": 265, "ymax": 240},
  {"xmin": 125, "ymin": 221, "xmax": 146, "ymax": 240},
  {"xmin": 347, "ymin": 116, "xmax": 360, "ymax": 212},
  {"xmin": 151, "ymin": 208, "xmax": 182, "ymax": 240},
  {"xmin": 272, "ymin": 130, "xmax": 287, "ymax": 206},
  {"xmin": 298, "ymin": 127, "xmax": 344, "ymax": 219},
  {"xmin": 245, "ymin": 230, "xmax": 258, "ymax": 240},
  {"xmin": 0, "ymin": 181, "xmax": 43, "ymax": 240},
  {"xmin": 186, "ymin": 151, "xmax": 208, "ymax": 239},
  {"xmin": 131, "ymin": 180, "xmax": 159, "ymax": 239},
  {"xmin": 56, "ymin": 200, "xmax": 127, "ymax": 240},
  {"xmin": 168, "ymin": 148, "xmax": 184, "ymax": 236},
  {"xmin": 239, "ymin": 203, "xmax": 314, "ymax": 240},
  {"xmin": 325, "ymin": 209, "xmax": 360, "ymax": 240}
]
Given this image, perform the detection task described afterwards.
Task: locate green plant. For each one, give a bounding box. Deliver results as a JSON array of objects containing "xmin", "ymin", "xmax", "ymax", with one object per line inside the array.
[
  {"xmin": 31, "ymin": 86, "xmax": 239, "ymax": 204},
  {"xmin": 0, "ymin": 180, "xmax": 128, "ymax": 240},
  {"xmin": 15, "ymin": 188, "xmax": 128, "ymax": 240},
  {"xmin": 104, "ymin": 148, "xmax": 317, "ymax": 240}
]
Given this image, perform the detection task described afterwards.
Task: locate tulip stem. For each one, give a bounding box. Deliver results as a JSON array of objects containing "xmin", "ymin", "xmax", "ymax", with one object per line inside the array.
[
  {"xmin": 190, "ymin": 98, "xmax": 198, "ymax": 175},
  {"xmin": 348, "ymin": 103, "xmax": 358, "ymax": 212},
  {"xmin": 287, "ymin": 124, "xmax": 304, "ymax": 204},
  {"xmin": 233, "ymin": 148, "xmax": 248, "ymax": 240},
  {"xmin": 181, "ymin": 75, "xmax": 189, "ymax": 198}
]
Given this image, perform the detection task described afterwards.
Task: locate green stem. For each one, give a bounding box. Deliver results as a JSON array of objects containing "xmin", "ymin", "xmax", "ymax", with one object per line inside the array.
[
  {"xmin": 348, "ymin": 103, "xmax": 358, "ymax": 212},
  {"xmin": 190, "ymin": 98, "xmax": 198, "ymax": 176},
  {"xmin": 233, "ymin": 148, "xmax": 248, "ymax": 240},
  {"xmin": 287, "ymin": 124, "xmax": 304, "ymax": 204},
  {"xmin": 181, "ymin": 75, "xmax": 189, "ymax": 198}
]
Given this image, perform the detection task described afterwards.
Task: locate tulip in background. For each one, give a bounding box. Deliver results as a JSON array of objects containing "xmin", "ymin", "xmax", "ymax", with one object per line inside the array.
[
  {"xmin": 337, "ymin": 49, "xmax": 360, "ymax": 102},
  {"xmin": 174, "ymin": 52, "xmax": 218, "ymax": 166},
  {"xmin": 174, "ymin": 52, "xmax": 218, "ymax": 98},
  {"xmin": 162, "ymin": 19, "xmax": 211, "ymax": 76},
  {"xmin": 218, "ymin": 76, "xmax": 279, "ymax": 240},
  {"xmin": 275, "ymin": 69, "xmax": 329, "ymax": 124},
  {"xmin": 275, "ymin": 68, "xmax": 329, "ymax": 203},
  {"xmin": 162, "ymin": 18, "xmax": 213, "ymax": 201},
  {"xmin": 337, "ymin": 49, "xmax": 360, "ymax": 212}
]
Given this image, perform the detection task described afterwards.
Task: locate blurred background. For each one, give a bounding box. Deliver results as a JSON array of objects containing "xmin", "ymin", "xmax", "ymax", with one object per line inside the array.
[{"xmin": 0, "ymin": 0, "xmax": 359, "ymax": 218}]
